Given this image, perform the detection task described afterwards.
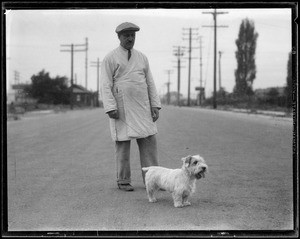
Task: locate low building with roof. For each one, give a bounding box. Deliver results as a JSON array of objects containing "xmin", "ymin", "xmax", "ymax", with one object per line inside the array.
[{"xmin": 70, "ymin": 84, "xmax": 99, "ymax": 107}]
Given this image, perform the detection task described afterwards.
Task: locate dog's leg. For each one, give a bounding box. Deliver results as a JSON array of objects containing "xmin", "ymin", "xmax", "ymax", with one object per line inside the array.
[
  {"xmin": 147, "ymin": 188, "xmax": 157, "ymax": 203},
  {"xmin": 172, "ymin": 192, "xmax": 184, "ymax": 208},
  {"xmin": 182, "ymin": 194, "xmax": 191, "ymax": 207},
  {"xmin": 146, "ymin": 182, "xmax": 157, "ymax": 203}
]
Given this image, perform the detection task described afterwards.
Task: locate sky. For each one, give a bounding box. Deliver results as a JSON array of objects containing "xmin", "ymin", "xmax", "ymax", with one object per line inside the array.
[{"xmin": 5, "ymin": 7, "xmax": 293, "ymax": 99}]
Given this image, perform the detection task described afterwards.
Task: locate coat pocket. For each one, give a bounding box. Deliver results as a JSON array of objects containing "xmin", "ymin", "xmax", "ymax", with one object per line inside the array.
[{"xmin": 113, "ymin": 87, "xmax": 124, "ymax": 108}]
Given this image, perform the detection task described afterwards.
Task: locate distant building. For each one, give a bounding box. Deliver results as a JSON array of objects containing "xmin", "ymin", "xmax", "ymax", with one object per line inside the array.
[
  {"xmin": 7, "ymin": 92, "xmax": 15, "ymax": 104},
  {"xmin": 254, "ymin": 86, "xmax": 287, "ymax": 107},
  {"xmin": 255, "ymin": 87, "xmax": 285, "ymax": 98},
  {"xmin": 8, "ymin": 83, "xmax": 99, "ymax": 107},
  {"xmin": 10, "ymin": 83, "xmax": 37, "ymax": 104},
  {"xmin": 70, "ymin": 84, "xmax": 98, "ymax": 107}
]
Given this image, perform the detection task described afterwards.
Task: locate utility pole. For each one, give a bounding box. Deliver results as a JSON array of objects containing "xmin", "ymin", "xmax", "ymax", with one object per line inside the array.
[
  {"xmin": 218, "ymin": 51, "xmax": 223, "ymax": 91},
  {"xmin": 75, "ymin": 73, "xmax": 77, "ymax": 84},
  {"xmin": 85, "ymin": 37, "xmax": 88, "ymax": 89},
  {"xmin": 183, "ymin": 27, "xmax": 198, "ymax": 106},
  {"xmin": 164, "ymin": 70, "xmax": 173, "ymax": 105},
  {"xmin": 194, "ymin": 36, "xmax": 205, "ymax": 106},
  {"xmin": 173, "ymin": 46, "xmax": 185, "ymax": 107},
  {"xmin": 199, "ymin": 36, "xmax": 204, "ymax": 105},
  {"xmin": 203, "ymin": 8, "xmax": 228, "ymax": 109},
  {"xmin": 60, "ymin": 43, "xmax": 86, "ymax": 110},
  {"xmin": 14, "ymin": 70, "xmax": 20, "ymax": 85},
  {"xmin": 91, "ymin": 58, "xmax": 101, "ymax": 107}
]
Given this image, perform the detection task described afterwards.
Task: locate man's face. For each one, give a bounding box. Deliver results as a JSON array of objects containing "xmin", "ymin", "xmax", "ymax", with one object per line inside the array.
[{"xmin": 118, "ymin": 30, "xmax": 136, "ymax": 50}]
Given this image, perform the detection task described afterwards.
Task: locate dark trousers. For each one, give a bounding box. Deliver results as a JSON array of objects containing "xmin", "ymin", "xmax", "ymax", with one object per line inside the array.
[{"xmin": 115, "ymin": 134, "xmax": 158, "ymax": 185}]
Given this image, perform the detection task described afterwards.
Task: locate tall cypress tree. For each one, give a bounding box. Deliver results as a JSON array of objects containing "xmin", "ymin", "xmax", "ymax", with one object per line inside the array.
[
  {"xmin": 285, "ymin": 52, "xmax": 292, "ymax": 108},
  {"xmin": 234, "ymin": 18, "xmax": 259, "ymax": 97}
]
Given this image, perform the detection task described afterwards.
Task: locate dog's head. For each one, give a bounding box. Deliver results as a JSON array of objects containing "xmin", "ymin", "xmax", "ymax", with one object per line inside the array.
[{"xmin": 181, "ymin": 155, "xmax": 208, "ymax": 179}]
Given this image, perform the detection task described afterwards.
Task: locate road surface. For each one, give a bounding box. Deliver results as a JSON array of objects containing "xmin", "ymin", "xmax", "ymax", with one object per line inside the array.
[{"xmin": 6, "ymin": 106, "xmax": 294, "ymax": 232}]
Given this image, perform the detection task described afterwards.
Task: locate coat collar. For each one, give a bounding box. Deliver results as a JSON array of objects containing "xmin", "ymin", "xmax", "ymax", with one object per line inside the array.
[{"xmin": 119, "ymin": 45, "xmax": 133, "ymax": 52}]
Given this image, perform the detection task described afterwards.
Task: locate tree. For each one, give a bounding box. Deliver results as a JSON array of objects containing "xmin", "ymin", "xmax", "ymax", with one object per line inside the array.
[
  {"xmin": 234, "ymin": 18, "xmax": 259, "ymax": 97},
  {"xmin": 26, "ymin": 70, "xmax": 69, "ymax": 104},
  {"xmin": 267, "ymin": 87, "xmax": 279, "ymax": 105},
  {"xmin": 285, "ymin": 52, "xmax": 292, "ymax": 108},
  {"xmin": 217, "ymin": 87, "xmax": 227, "ymax": 99}
]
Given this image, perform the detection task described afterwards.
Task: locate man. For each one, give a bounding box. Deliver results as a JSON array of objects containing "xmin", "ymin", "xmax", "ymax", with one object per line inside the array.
[{"xmin": 100, "ymin": 22, "xmax": 161, "ymax": 191}]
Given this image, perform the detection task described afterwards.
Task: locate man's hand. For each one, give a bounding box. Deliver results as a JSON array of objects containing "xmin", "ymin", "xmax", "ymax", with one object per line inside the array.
[
  {"xmin": 107, "ymin": 110, "xmax": 119, "ymax": 119},
  {"xmin": 151, "ymin": 107, "xmax": 160, "ymax": 122}
]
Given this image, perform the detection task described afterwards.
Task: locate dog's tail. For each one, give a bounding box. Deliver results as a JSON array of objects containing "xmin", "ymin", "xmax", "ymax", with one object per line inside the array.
[{"xmin": 142, "ymin": 167, "xmax": 151, "ymax": 172}]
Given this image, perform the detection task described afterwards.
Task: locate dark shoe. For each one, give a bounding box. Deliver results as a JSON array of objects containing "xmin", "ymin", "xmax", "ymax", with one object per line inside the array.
[{"xmin": 118, "ymin": 184, "xmax": 134, "ymax": 191}]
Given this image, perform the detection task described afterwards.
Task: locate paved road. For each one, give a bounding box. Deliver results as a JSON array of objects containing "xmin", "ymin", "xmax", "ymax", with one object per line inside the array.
[{"xmin": 6, "ymin": 106, "xmax": 294, "ymax": 232}]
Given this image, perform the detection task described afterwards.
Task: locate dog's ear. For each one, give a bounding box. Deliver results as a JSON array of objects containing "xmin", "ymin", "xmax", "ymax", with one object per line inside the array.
[
  {"xmin": 182, "ymin": 155, "xmax": 192, "ymax": 167},
  {"xmin": 193, "ymin": 155, "xmax": 201, "ymax": 160}
]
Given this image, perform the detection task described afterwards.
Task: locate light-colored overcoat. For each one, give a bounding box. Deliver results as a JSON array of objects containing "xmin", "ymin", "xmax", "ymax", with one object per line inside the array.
[{"xmin": 100, "ymin": 46, "xmax": 161, "ymax": 141}]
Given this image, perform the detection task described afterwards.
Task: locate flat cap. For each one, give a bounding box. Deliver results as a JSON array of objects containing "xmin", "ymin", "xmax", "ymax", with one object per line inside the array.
[{"xmin": 115, "ymin": 22, "xmax": 140, "ymax": 33}]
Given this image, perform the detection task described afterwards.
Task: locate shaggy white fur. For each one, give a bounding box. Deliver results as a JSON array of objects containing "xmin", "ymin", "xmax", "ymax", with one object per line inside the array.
[{"xmin": 142, "ymin": 155, "xmax": 208, "ymax": 208}]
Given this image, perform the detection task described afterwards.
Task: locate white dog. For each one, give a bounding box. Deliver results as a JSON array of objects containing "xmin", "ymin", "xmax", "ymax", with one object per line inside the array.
[{"xmin": 142, "ymin": 155, "xmax": 208, "ymax": 208}]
